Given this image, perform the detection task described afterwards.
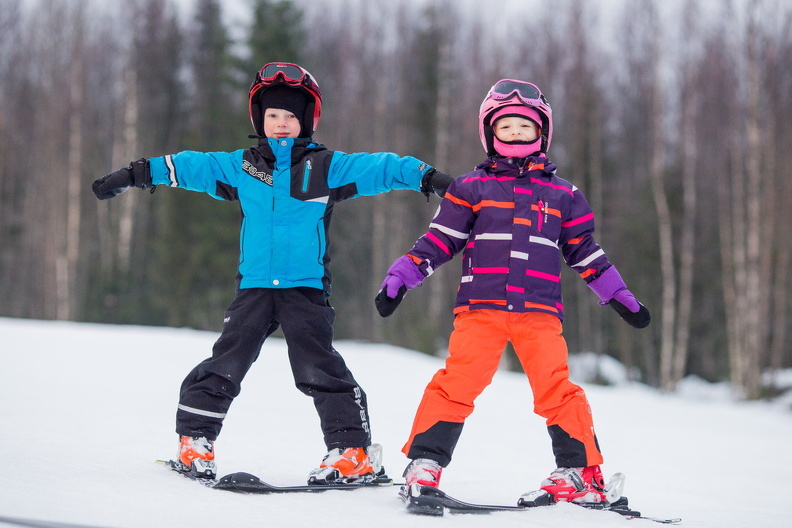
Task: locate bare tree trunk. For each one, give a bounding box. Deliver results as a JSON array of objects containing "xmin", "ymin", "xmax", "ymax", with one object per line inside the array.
[
  {"xmin": 587, "ymin": 81, "xmax": 605, "ymax": 364},
  {"xmin": 369, "ymin": 62, "xmax": 389, "ymax": 342},
  {"xmin": 769, "ymin": 200, "xmax": 789, "ymax": 375},
  {"xmin": 645, "ymin": 20, "xmax": 678, "ymax": 392},
  {"xmin": 719, "ymin": 140, "xmax": 742, "ymax": 395},
  {"xmin": 768, "ymin": 101, "xmax": 791, "ymax": 376},
  {"xmin": 671, "ymin": 89, "xmax": 697, "ymax": 386},
  {"xmin": 670, "ymin": 0, "xmax": 700, "ymax": 387},
  {"xmin": 738, "ymin": 3, "xmax": 766, "ymax": 398},
  {"xmin": 117, "ymin": 66, "xmax": 140, "ymax": 274},
  {"xmin": 30, "ymin": 0, "xmax": 73, "ymax": 320},
  {"xmin": 653, "ymin": 141, "xmax": 675, "ymax": 391},
  {"xmin": 720, "ymin": 2, "xmax": 767, "ymax": 399},
  {"xmin": 759, "ymin": 6, "xmax": 786, "ymax": 387},
  {"xmin": 720, "ymin": 3, "xmax": 770, "ymax": 398},
  {"xmin": 427, "ymin": 34, "xmax": 452, "ymax": 336},
  {"xmin": 59, "ymin": 5, "xmax": 85, "ymax": 321}
]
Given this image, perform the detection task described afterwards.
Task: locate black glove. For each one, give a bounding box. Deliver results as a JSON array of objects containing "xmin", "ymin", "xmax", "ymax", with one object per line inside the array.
[
  {"xmin": 375, "ymin": 285, "xmax": 408, "ymax": 317},
  {"xmin": 92, "ymin": 158, "xmax": 152, "ymax": 200},
  {"xmin": 420, "ymin": 168, "xmax": 454, "ymax": 198},
  {"xmin": 609, "ymin": 299, "xmax": 651, "ymax": 329}
]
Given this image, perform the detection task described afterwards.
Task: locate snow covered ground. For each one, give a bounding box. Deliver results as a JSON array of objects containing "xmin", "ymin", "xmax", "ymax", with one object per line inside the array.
[{"xmin": 1, "ymin": 317, "xmax": 790, "ymax": 528}]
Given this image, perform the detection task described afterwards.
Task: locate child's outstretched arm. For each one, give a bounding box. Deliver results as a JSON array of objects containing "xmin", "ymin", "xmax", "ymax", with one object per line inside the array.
[
  {"xmin": 93, "ymin": 151, "xmax": 243, "ymax": 202},
  {"xmin": 560, "ymin": 190, "xmax": 650, "ymax": 329},
  {"xmin": 328, "ymin": 151, "xmax": 451, "ymax": 198},
  {"xmin": 375, "ymin": 177, "xmax": 474, "ymax": 317},
  {"xmin": 92, "ymin": 159, "xmax": 152, "ymax": 200}
]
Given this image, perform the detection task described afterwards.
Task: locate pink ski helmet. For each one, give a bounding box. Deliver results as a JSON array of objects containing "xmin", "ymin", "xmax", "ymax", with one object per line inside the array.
[{"xmin": 479, "ymin": 79, "xmax": 553, "ymax": 157}]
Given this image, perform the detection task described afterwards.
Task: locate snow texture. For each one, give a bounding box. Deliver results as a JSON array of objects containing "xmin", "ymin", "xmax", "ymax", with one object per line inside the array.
[{"xmin": 1, "ymin": 317, "xmax": 790, "ymax": 527}]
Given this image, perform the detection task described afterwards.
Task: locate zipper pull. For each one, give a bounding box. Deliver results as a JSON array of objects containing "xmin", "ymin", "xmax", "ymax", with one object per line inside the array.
[
  {"xmin": 302, "ymin": 159, "xmax": 312, "ymax": 192},
  {"xmin": 518, "ymin": 158, "xmax": 528, "ymax": 175}
]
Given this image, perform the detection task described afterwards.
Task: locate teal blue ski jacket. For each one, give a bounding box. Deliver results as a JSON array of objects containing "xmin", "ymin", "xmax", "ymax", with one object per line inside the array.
[{"xmin": 148, "ymin": 137, "xmax": 433, "ymax": 293}]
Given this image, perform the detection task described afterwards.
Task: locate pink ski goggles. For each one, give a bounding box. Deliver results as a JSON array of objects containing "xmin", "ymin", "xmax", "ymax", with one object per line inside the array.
[{"xmin": 487, "ymin": 79, "xmax": 550, "ymax": 109}]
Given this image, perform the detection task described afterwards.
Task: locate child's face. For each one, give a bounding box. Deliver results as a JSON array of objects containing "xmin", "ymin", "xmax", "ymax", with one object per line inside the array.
[
  {"xmin": 494, "ymin": 116, "xmax": 540, "ymax": 143},
  {"xmin": 263, "ymin": 108, "xmax": 301, "ymax": 139}
]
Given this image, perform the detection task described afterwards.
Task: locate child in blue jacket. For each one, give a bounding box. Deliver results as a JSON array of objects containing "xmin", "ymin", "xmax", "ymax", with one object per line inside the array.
[{"xmin": 92, "ymin": 62, "xmax": 452, "ymax": 484}]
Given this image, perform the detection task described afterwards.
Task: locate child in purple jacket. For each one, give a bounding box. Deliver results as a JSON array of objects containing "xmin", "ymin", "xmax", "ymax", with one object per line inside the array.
[{"xmin": 377, "ymin": 79, "xmax": 650, "ymax": 507}]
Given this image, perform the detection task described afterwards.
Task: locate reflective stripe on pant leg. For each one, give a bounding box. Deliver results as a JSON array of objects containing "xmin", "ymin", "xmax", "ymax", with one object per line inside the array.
[
  {"xmin": 403, "ymin": 309, "xmax": 508, "ymax": 466},
  {"xmin": 176, "ymin": 288, "xmax": 276, "ymax": 439},
  {"xmin": 510, "ymin": 312, "xmax": 603, "ymax": 467}
]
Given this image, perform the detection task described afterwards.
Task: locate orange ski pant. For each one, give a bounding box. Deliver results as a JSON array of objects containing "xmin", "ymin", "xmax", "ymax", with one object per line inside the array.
[{"xmin": 403, "ymin": 309, "xmax": 603, "ymax": 468}]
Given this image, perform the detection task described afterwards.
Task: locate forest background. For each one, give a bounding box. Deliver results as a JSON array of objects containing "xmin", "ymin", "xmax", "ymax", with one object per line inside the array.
[{"xmin": 1, "ymin": 0, "xmax": 790, "ymax": 400}]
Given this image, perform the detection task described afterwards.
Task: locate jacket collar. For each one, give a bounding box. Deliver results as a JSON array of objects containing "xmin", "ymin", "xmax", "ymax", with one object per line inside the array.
[
  {"xmin": 254, "ymin": 136, "xmax": 326, "ymax": 161},
  {"xmin": 476, "ymin": 155, "xmax": 557, "ymax": 177}
]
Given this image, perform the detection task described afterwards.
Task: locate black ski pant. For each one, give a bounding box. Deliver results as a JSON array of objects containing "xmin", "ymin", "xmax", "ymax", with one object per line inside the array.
[{"xmin": 176, "ymin": 287, "xmax": 371, "ymax": 450}]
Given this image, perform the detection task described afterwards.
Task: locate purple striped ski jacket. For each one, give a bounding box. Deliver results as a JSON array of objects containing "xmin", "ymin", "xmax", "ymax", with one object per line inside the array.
[{"xmin": 406, "ymin": 155, "xmax": 612, "ymax": 321}]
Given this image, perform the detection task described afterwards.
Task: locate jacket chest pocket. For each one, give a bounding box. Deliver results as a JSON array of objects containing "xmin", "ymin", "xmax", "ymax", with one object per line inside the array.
[
  {"xmin": 292, "ymin": 158, "xmax": 330, "ymax": 202},
  {"xmin": 534, "ymin": 198, "xmax": 562, "ymax": 237},
  {"xmin": 302, "ymin": 159, "xmax": 312, "ymax": 192}
]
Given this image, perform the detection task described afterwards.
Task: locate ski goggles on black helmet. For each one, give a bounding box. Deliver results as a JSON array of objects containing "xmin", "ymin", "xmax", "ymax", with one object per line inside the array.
[
  {"xmin": 249, "ymin": 62, "xmax": 323, "ymax": 136},
  {"xmin": 255, "ymin": 63, "xmax": 320, "ymax": 94}
]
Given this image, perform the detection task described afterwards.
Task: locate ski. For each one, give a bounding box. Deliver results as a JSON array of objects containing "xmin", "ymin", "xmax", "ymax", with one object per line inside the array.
[
  {"xmin": 400, "ymin": 484, "xmax": 681, "ymax": 524},
  {"xmin": 213, "ymin": 471, "xmax": 397, "ymax": 493},
  {"xmin": 0, "ymin": 515, "xmax": 112, "ymax": 528},
  {"xmin": 157, "ymin": 459, "xmax": 398, "ymax": 493},
  {"xmin": 400, "ymin": 484, "xmax": 523, "ymax": 515}
]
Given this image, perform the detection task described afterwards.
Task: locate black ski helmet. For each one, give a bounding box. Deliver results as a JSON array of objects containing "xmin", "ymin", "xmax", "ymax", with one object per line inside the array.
[{"xmin": 248, "ymin": 62, "xmax": 322, "ymax": 137}]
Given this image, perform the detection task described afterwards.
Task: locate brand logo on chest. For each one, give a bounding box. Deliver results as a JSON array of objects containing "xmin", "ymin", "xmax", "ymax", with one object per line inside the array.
[{"xmin": 242, "ymin": 159, "xmax": 273, "ymax": 186}]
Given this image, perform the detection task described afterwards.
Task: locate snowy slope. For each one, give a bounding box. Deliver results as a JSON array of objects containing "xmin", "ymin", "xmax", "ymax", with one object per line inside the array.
[{"xmin": 0, "ymin": 317, "xmax": 790, "ymax": 528}]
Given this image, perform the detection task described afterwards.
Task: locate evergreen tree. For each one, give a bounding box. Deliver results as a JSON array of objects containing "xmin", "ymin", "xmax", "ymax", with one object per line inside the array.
[
  {"xmin": 84, "ymin": 0, "xmax": 186, "ymax": 325},
  {"xmin": 245, "ymin": 0, "xmax": 303, "ymax": 71},
  {"xmin": 148, "ymin": 0, "xmax": 245, "ymax": 330}
]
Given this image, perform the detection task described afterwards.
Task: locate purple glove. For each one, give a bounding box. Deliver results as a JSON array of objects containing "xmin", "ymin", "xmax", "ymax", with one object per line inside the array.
[
  {"xmin": 375, "ymin": 255, "xmax": 425, "ymax": 317},
  {"xmin": 380, "ymin": 255, "xmax": 425, "ymax": 297},
  {"xmin": 587, "ymin": 266, "xmax": 650, "ymax": 328}
]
